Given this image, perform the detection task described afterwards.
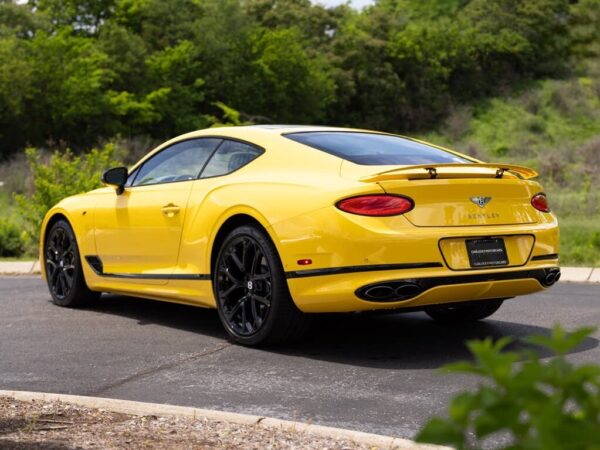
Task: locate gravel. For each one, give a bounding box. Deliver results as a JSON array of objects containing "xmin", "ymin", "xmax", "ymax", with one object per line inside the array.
[{"xmin": 0, "ymin": 396, "xmax": 373, "ymax": 449}]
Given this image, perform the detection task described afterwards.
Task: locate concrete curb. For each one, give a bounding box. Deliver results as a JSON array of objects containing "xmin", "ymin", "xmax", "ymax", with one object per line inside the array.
[
  {"xmin": 0, "ymin": 261, "xmax": 598, "ymax": 283},
  {"xmin": 0, "ymin": 260, "xmax": 40, "ymax": 275},
  {"xmin": 0, "ymin": 390, "xmax": 447, "ymax": 450}
]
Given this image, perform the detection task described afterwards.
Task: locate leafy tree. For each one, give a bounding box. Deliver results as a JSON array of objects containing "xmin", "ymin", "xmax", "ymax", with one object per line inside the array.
[
  {"xmin": 0, "ymin": 0, "xmax": 593, "ymax": 156},
  {"xmin": 30, "ymin": 0, "xmax": 116, "ymax": 33},
  {"xmin": 241, "ymin": 27, "xmax": 335, "ymax": 123}
]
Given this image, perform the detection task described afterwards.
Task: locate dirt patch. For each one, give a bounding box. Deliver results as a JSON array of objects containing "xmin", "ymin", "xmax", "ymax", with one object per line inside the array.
[{"xmin": 0, "ymin": 396, "xmax": 371, "ymax": 449}]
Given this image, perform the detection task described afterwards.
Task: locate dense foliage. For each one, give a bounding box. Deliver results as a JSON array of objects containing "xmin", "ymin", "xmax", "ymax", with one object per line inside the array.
[
  {"xmin": 417, "ymin": 326, "xmax": 600, "ymax": 450},
  {"xmin": 0, "ymin": 218, "xmax": 24, "ymax": 256},
  {"xmin": 0, "ymin": 0, "xmax": 598, "ymax": 157},
  {"xmin": 14, "ymin": 144, "xmax": 121, "ymax": 252}
]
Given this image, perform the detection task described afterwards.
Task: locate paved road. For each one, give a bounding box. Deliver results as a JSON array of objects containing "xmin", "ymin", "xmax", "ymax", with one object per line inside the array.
[{"xmin": 1, "ymin": 277, "xmax": 599, "ymax": 438}]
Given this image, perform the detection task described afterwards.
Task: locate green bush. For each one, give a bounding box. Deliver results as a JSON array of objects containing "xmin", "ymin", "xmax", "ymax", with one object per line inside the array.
[
  {"xmin": 14, "ymin": 144, "xmax": 121, "ymax": 247},
  {"xmin": 0, "ymin": 218, "xmax": 25, "ymax": 257},
  {"xmin": 416, "ymin": 326, "xmax": 600, "ymax": 450}
]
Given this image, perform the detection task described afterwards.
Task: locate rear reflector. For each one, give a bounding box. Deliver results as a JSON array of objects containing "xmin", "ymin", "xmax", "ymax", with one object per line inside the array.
[
  {"xmin": 531, "ymin": 193, "xmax": 550, "ymax": 213},
  {"xmin": 336, "ymin": 195, "xmax": 414, "ymax": 217}
]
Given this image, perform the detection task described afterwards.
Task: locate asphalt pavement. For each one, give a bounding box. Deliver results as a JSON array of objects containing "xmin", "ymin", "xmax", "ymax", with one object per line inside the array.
[{"xmin": 1, "ymin": 277, "xmax": 598, "ymax": 438}]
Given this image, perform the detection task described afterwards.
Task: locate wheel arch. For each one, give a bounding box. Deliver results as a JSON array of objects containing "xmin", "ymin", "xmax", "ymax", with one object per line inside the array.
[{"xmin": 209, "ymin": 213, "xmax": 278, "ymax": 277}]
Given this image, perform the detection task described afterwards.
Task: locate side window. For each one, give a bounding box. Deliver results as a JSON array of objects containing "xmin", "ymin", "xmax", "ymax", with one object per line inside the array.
[
  {"xmin": 133, "ymin": 138, "xmax": 221, "ymax": 187},
  {"xmin": 201, "ymin": 140, "xmax": 262, "ymax": 178}
]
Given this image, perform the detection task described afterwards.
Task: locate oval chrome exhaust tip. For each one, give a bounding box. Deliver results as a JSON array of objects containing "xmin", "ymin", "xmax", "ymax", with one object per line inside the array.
[
  {"xmin": 395, "ymin": 283, "xmax": 423, "ymax": 298},
  {"xmin": 357, "ymin": 281, "xmax": 423, "ymax": 302},
  {"xmin": 364, "ymin": 285, "xmax": 395, "ymax": 300},
  {"xmin": 542, "ymin": 268, "xmax": 561, "ymax": 287}
]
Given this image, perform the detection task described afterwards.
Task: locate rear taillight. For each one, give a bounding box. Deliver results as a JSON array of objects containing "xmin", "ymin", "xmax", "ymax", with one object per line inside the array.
[
  {"xmin": 336, "ymin": 195, "xmax": 414, "ymax": 216},
  {"xmin": 531, "ymin": 193, "xmax": 550, "ymax": 212}
]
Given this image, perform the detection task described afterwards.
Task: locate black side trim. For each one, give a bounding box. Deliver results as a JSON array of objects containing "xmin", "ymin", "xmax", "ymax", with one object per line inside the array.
[
  {"xmin": 85, "ymin": 256, "xmax": 103, "ymax": 274},
  {"xmin": 85, "ymin": 256, "xmax": 210, "ymax": 280},
  {"xmin": 285, "ymin": 262, "xmax": 443, "ymax": 279},
  {"xmin": 531, "ymin": 253, "xmax": 559, "ymax": 261},
  {"xmin": 355, "ymin": 268, "xmax": 559, "ymax": 303}
]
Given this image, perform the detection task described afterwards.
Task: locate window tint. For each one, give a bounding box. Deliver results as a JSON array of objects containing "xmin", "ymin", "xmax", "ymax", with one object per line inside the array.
[
  {"xmin": 133, "ymin": 138, "xmax": 221, "ymax": 187},
  {"xmin": 201, "ymin": 140, "xmax": 262, "ymax": 178},
  {"xmin": 284, "ymin": 132, "xmax": 470, "ymax": 165}
]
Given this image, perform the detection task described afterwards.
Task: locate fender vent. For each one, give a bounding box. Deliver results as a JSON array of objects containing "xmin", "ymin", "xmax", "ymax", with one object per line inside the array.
[{"xmin": 85, "ymin": 256, "xmax": 103, "ymax": 275}]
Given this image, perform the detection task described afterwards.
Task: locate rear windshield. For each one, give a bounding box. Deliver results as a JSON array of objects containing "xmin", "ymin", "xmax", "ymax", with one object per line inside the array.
[{"xmin": 284, "ymin": 132, "xmax": 470, "ymax": 165}]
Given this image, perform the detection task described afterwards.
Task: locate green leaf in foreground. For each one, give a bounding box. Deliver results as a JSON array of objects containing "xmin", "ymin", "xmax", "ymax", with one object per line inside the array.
[{"xmin": 416, "ymin": 325, "xmax": 600, "ymax": 450}]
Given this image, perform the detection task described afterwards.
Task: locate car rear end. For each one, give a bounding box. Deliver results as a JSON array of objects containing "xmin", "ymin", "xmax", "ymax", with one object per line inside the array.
[{"xmin": 275, "ymin": 131, "xmax": 559, "ymax": 313}]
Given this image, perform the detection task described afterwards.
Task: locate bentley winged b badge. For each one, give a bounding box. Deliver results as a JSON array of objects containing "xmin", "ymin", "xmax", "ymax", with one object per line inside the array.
[{"xmin": 471, "ymin": 196, "xmax": 492, "ymax": 208}]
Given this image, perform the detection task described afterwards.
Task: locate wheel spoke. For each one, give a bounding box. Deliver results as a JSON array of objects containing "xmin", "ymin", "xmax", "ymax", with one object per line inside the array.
[
  {"xmin": 250, "ymin": 249, "xmax": 260, "ymax": 277},
  {"xmin": 241, "ymin": 301, "xmax": 248, "ymax": 331},
  {"xmin": 253, "ymin": 272, "xmax": 270, "ymax": 280},
  {"xmin": 61, "ymin": 241, "xmax": 72, "ymax": 256},
  {"xmin": 226, "ymin": 295, "xmax": 246, "ymax": 319},
  {"xmin": 62, "ymin": 270, "xmax": 73, "ymax": 289},
  {"xmin": 221, "ymin": 283, "xmax": 242, "ymax": 298},
  {"xmin": 251, "ymin": 294, "xmax": 270, "ymax": 307},
  {"xmin": 249, "ymin": 298, "xmax": 259, "ymax": 331},
  {"xmin": 220, "ymin": 265, "xmax": 242, "ymax": 283},
  {"xmin": 229, "ymin": 251, "xmax": 244, "ymax": 272},
  {"xmin": 56, "ymin": 273, "xmax": 65, "ymax": 296}
]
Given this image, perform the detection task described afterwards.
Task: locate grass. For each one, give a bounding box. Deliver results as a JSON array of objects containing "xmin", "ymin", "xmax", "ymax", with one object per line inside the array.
[{"xmin": 559, "ymin": 216, "xmax": 600, "ymax": 267}]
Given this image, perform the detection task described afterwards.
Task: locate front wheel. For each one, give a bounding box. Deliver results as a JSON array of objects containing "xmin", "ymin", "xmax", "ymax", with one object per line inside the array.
[
  {"xmin": 44, "ymin": 219, "xmax": 100, "ymax": 307},
  {"xmin": 425, "ymin": 299, "xmax": 505, "ymax": 323},
  {"xmin": 213, "ymin": 225, "xmax": 310, "ymax": 346}
]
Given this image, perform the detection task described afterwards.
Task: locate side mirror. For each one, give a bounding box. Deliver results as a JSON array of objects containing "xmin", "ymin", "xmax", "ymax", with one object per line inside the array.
[{"xmin": 101, "ymin": 167, "xmax": 128, "ymax": 195}]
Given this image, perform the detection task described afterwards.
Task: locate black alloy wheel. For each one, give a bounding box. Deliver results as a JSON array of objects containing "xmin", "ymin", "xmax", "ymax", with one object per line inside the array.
[
  {"xmin": 216, "ymin": 235, "xmax": 272, "ymax": 336},
  {"xmin": 45, "ymin": 219, "xmax": 100, "ymax": 307},
  {"xmin": 214, "ymin": 225, "xmax": 311, "ymax": 345}
]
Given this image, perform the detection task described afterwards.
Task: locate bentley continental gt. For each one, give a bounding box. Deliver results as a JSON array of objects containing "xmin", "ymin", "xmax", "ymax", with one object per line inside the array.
[{"xmin": 40, "ymin": 126, "xmax": 560, "ymax": 345}]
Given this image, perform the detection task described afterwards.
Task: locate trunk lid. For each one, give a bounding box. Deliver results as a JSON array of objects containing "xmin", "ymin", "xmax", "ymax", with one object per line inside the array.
[{"xmin": 343, "ymin": 162, "xmax": 541, "ymax": 227}]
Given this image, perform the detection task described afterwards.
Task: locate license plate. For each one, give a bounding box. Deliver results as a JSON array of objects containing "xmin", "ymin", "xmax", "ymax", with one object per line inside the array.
[{"xmin": 466, "ymin": 238, "xmax": 508, "ymax": 268}]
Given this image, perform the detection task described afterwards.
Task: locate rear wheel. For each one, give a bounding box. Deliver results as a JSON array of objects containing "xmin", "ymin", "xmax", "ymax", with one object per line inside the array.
[
  {"xmin": 45, "ymin": 219, "xmax": 100, "ymax": 307},
  {"xmin": 425, "ymin": 299, "xmax": 504, "ymax": 323},
  {"xmin": 213, "ymin": 225, "xmax": 310, "ymax": 346}
]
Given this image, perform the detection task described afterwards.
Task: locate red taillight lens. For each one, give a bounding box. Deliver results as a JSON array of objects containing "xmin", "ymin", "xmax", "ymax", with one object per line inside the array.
[
  {"xmin": 531, "ymin": 193, "xmax": 550, "ymax": 212},
  {"xmin": 336, "ymin": 195, "xmax": 414, "ymax": 216}
]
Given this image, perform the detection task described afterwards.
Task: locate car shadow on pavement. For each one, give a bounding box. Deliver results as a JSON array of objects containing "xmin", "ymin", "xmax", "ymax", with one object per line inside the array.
[
  {"xmin": 276, "ymin": 312, "xmax": 599, "ymax": 369},
  {"xmin": 83, "ymin": 294, "xmax": 228, "ymax": 339},
  {"xmin": 85, "ymin": 294, "xmax": 598, "ymax": 371}
]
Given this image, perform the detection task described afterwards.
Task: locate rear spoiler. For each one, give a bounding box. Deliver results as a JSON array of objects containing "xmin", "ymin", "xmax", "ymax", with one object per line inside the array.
[{"xmin": 360, "ymin": 163, "xmax": 538, "ymax": 182}]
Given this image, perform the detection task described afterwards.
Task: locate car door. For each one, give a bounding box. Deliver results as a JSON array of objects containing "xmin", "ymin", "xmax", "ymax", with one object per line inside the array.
[
  {"xmin": 93, "ymin": 138, "xmax": 222, "ymax": 282},
  {"xmin": 175, "ymin": 139, "xmax": 265, "ymax": 279}
]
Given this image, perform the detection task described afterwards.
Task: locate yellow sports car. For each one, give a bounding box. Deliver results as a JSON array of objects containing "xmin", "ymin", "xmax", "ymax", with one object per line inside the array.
[{"xmin": 40, "ymin": 126, "xmax": 560, "ymax": 345}]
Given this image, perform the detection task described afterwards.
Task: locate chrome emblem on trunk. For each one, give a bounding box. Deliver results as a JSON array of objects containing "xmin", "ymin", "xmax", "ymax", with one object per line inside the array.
[{"xmin": 471, "ymin": 196, "xmax": 492, "ymax": 208}]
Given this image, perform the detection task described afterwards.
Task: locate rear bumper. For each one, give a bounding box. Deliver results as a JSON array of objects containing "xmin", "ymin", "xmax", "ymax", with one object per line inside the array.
[
  {"xmin": 287, "ymin": 264, "xmax": 559, "ymax": 313},
  {"xmin": 273, "ymin": 206, "xmax": 559, "ymax": 313},
  {"xmin": 355, "ymin": 267, "xmax": 560, "ymax": 302}
]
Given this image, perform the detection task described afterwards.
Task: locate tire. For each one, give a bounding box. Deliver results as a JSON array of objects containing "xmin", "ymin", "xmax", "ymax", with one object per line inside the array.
[
  {"xmin": 213, "ymin": 225, "xmax": 311, "ymax": 346},
  {"xmin": 44, "ymin": 219, "xmax": 100, "ymax": 307},
  {"xmin": 425, "ymin": 299, "xmax": 505, "ymax": 323}
]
